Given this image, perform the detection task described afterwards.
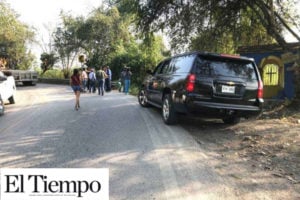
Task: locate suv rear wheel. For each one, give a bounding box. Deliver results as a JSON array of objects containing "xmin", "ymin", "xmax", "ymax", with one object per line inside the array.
[
  {"xmin": 138, "ymin": 89, "xmax": 149, "ymax": 107},
  {"xmin": 162, "ymin": 94, "xmax": 177, "ymax": 125}
]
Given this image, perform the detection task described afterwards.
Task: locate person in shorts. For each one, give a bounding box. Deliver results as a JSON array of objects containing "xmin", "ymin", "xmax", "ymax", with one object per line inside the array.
[{"xmin": 70, "ymin": 68, "xmax": 82, "ymax": 110}]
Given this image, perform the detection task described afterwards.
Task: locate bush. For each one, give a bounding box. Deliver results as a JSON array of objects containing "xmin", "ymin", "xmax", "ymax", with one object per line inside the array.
[
  {"xmin": 129, "ymin": 84, "xmax": 139, "ymax": 96},
  {"xmin": 38, "ymin": 69, "xmax": 65, "ymax": 79}
]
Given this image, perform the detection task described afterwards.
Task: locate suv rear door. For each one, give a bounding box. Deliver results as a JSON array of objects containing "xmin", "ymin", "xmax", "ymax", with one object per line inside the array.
[{"xmin": 193, "ymin": 54, "xmax": 261, "ymax": 106}]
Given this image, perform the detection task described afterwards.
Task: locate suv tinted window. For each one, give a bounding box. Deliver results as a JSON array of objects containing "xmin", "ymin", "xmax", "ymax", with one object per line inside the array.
[
  {"xmin": 195, "ymin": 56, "xmax": 257, "ymax": 80},
  {"xmin": 161, "ymin": 60, "xmax": 172, "ymax": 74},
  {"xmin": 171, "ymin": 54, "xmax": 196, "ymax": 73},
  {"xmin": 154, "ymin": 60, "xmax": 170, "ymax": 75}
]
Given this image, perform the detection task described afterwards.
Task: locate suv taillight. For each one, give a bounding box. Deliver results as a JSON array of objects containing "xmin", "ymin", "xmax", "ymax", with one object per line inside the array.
[
  {"xmin": 257, "ymin": 81, "xmax": 263, "ymax": 99},
  {"xmin": 186, "ymin": 74, "xmax": 196, "ymax": 92}
]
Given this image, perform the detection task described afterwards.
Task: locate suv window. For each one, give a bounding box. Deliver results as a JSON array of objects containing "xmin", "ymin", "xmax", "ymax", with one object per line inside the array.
[
  {"xmin": 154, "ymin": 54, "xmax": 196, "ymax": 75},
  {"xmin": 154, "ymin": 60, "xmax": 169, "ymax": 75},
  {"xmin": 161, "ymin": 60, "xmax": 172, "ymax": 74},
  {"xmin": 195, "ymin": 56, "xmax": 257, "ymax": 80},
  {"xmin": 171, "ymin": 54, "xmax": 196, "ymax": 74}
]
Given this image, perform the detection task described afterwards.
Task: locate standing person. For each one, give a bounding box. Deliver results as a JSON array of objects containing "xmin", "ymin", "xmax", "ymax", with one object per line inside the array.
[
  {"xmin": 105, "ymin": 66, "xmax": 112, "ymax": 92},
  {"xmin": 88, "ymin": 68, "xmax": 96, "ymax": 93},
  {"xmin": 119, "ymin": 67, "xmax": 126, "ymax": 92},
  {"xmin": 81, "ymin": 68, "xmax": 88, "ymax": 92},
  {"xmin": 124, "ymin": 67, "xmax": 132, "ymax": 95},
  {"xmin": 96, "ymin": 67, "xmax": 108, "ymax": 96},
  {"xmin": 70, "ymin": 68, "xmax": 82, "ymax": 110}
]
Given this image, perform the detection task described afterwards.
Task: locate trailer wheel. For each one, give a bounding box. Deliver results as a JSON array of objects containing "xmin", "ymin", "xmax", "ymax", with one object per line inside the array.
[
  {"xmin": 23, "ymin": 81, "xmax": 33, "ymax": 86},
  {"xmin": 8, "ymin": 96, "xmax": 15, "ymax": 104}
]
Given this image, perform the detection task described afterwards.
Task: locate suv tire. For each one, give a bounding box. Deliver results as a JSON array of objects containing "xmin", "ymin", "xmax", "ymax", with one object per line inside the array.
[
  {"xmin": 162, "ymin": 94, "xmax": 177, "ymax": 125},
  {"xmin": 138, "ymin": 89, "xmax": 149, "ymax": 107}
]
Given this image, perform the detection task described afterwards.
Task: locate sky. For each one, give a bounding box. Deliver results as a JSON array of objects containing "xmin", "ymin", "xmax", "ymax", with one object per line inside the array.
[
  {"xmin": 5, "ymin": 0, "xmax": 103, "ymax": 60},
  {"xmin": 6, "ymin": 0, "xmax": 103, "ymax": 27}
]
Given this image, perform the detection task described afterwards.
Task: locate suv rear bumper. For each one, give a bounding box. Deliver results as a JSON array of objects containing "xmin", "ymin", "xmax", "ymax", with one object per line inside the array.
[{"xmin": 176, "ymin": 99, "xmax": 263, "ymax": 118}]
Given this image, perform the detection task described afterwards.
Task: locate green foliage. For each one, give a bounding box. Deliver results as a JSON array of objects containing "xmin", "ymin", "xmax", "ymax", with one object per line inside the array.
[
  {"xmin": 52, "ymin": 13, "xmax": 84, "ymax": 77},
  {"xmin": 0, "ymin": 1, "xmax": 35, "ymax": 70},
  {"xmin": 189, "ymin": 7, "xmax": 275, "ymax": 53},
  {"xmin": 38, "ymin": 69, "xmax": 65, "ymax": 79},
  {"xmin": 190, "ymin": 31, "xmax": 235, "ymax": 53},
  {"xmin": 40, "ymin": 52, "xmax": 59, "ymax": 73},
  {"xmin": 52, "ymin": 7, "xmax": 133, "ymax": 72},
  {"xmin": 129, "ymin": 83, "xmax": 140, "ymax": 96},
  {"xmin": 51, "ymin": 6, "xmax": 167, "ymax": 86},
  {"xmin": 108, "ymin": 34, "xmax": 167, "ymax": 85},
  {"xmin": 132, "ymin": 0, "xmax": 300, "ymax": 52},
  {"xmin": 109, "ymin": 49, "xmax": 142, "ymax": 83}
]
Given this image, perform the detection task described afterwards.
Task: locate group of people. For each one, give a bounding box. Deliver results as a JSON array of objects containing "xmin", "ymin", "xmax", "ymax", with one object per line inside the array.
[
  {"xmin": 81, "ymin": 66, "xmax": 112, "ymax": 95},
  {"xmin": 70, "ymin": 65, "xmax": 132, "ymax": 110},
  {"xmin": 70, "ymin": 66, "xmax": 111, "ymax": 110}
]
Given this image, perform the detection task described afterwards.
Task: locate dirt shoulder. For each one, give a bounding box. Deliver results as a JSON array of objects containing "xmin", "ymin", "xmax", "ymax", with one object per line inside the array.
[{"xmin": 181, "ymin": 102, "xmax": 300, "ymax": 199}]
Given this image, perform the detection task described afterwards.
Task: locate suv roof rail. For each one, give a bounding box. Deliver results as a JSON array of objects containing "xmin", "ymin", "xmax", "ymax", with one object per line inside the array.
[
  {"xmin": 196, "ymin": 51, "xmax": 255, "ymax": 62},
  {"xmin": 169, "ymin": 51, "xmax": 255, "ymax": 62}
]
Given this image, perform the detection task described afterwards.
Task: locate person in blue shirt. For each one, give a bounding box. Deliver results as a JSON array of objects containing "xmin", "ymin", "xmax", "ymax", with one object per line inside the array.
[{"xmin": 88, "ymin": 68, "xmax": 96, "ymax": 93}]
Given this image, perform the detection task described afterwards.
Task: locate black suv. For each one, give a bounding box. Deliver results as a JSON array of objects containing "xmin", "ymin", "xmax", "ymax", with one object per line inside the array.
[{"xmin": 138, "ymin": 51, "xmax": 264, "ymax": 125}]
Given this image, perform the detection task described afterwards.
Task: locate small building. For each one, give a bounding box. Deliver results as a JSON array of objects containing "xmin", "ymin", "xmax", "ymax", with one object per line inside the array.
[{"xmin": 237, "ymin": 43, "xmax": 300, "ymax": 100}]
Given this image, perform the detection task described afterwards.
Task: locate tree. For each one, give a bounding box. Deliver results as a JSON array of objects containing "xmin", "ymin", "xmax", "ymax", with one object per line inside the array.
[
  {"xmin": 118, "ymin": 0, "xmax": 300, "ymax": 99},
  {"xmin": 53, "ymin": 13, "xmax": 84, "ymax": 78},
  {"xmin": 190, "ymin": 7, "xmax": 275, "ymax": 53},
  {"xmin": 109, "ymin": 34, "xmax": 168, "ymax": 84},
  {"xmin": 80, "ymin": 8, "xmax": 118, "ymax": 68},
  {"xmin": 0, "ymin": 1, "xmax": 35, "ymax": 70},
  {"xmin": 40, "ymin": 52, "xmax": 59, "ymax": 74},
  {"xmin": 51, "ymin": 5, "xmax": 168, "ymax": 84},
  {"xmin": 77, "ymin": 6, "xmax": 133, "ymax": 69},
  {"xmin": 51, "ymin": 7, "xmax": 130, "ymax": 74},
  {"xmin": 126, "ymin": 0, "xmax": 300, "ymax": 51},
  {"xmin": 99, "ymin": 4, "xmax": 169, "ymax": 84}
]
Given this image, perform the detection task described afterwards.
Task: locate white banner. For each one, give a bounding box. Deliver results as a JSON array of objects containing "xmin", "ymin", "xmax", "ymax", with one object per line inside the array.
[{"xmin": 0, "ymin": 168, "xmax": 109, "ymax": 200}]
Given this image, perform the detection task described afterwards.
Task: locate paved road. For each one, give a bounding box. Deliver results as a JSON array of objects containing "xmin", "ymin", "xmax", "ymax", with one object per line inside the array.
[{"xmin": 0, "ymin": 84, "xmax": 241, "ymax": 199}]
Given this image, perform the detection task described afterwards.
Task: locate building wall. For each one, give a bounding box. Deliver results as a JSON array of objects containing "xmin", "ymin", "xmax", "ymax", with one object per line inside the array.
[{"xmin": 240, "ymin": 51, "xmax": 296, "ymax": 100}]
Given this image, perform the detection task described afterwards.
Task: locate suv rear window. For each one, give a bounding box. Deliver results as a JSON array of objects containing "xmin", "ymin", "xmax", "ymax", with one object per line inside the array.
[{"xmin": 195, "ymin": 56, "xmax": 257, "ymax": 80}]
